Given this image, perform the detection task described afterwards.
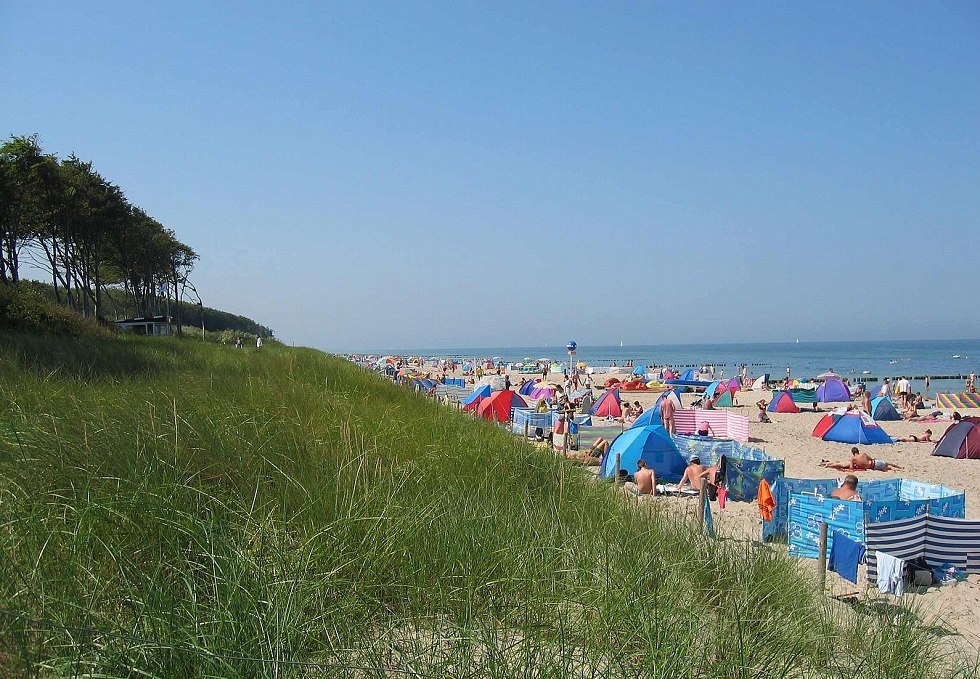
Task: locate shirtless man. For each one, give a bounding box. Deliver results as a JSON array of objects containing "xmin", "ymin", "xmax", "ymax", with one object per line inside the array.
[
  {"xmin": 624, "ymin": 459, "xmax": 656, "ymax": 496},
  {"xmin": 820, "ymin": 447, "xmax": 904, "ymax": 472},
  {"xmin": 677, "ymin": 456, "xmax": 707, "ymax": 491},
  {"xmin": 830, "ymin": 474, "xmax": 861, "ymax": 501},
  {"xmin": 897, "ymin": 429, "xmax": 932, "ymax": 443}
]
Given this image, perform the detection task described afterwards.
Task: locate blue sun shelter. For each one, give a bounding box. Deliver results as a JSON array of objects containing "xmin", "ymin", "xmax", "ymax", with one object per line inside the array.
[
  {"xmin": 870, "ymin": 397, "xmax": 901, "ymax": 421},
  {"xmin": 460, "ymin": 384, "xmax": 491, "ymax": 411},
  {"xmin": 599, "ymin": 425, "xmax": 687, "ymax": 481},
  {"xmin": 518, "ymin": 379, "xmax": 539, "ymax": 396},
  {"xmin": 821, "ymin": 411, "xmax": 893, "ymax": 444},
  {"xmin": 629, "ymin": 389, "xmax": 682, "ymax": 430},
  {"xmin": 816, "ymin": 378, "xmax": 851, "ymax": 403}
]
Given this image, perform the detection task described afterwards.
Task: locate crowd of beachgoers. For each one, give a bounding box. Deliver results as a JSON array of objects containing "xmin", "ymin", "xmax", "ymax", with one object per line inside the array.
[{"xmin": 347, "ymin": 352, "xmax": 980, "ymax": 651}]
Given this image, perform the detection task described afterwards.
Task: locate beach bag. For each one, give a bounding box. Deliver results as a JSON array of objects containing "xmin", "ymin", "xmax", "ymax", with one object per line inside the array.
[{"xmin": 904, "ymin": 557, "xmax": 933, "ymax": 586}]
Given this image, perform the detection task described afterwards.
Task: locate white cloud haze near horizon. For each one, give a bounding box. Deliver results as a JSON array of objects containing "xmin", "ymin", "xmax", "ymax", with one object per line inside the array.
[{"xmin": 4, "ymin": 2, "xmax": 979, "ymax": 351}]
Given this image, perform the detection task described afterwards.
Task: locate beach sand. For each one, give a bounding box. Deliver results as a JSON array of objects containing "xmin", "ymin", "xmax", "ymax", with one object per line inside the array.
[{"xmin": 481, "ymin": 369, "xmax": 980, "ymax": 656}]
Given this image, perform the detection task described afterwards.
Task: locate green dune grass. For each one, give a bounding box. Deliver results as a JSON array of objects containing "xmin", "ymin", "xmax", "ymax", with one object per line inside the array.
[{"xmin": 0, "ymin": 332, "xmax": 973, "ymax": 677}]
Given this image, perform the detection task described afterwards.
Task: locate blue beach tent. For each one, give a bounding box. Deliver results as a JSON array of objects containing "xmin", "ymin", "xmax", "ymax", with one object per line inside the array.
[
  {"xmin": 821, "ymin": 412, "xmax": 893, "ymax": 445},
  {"xmin": 679, "ymin": 368, "xmax": 696, "ymax": 381},
  {"xmin": 870, "ymin": 397, "xmax": 901, "ymax": 421},
  {"xmin": 632, "ymin": 364, "xmax": 647, "ymax": 376},
  {"xmin": 461, "ymin": 384, "xmax": 491, "ymax": 407},
  {"xmin": 599, "ymin": 425, "xmax": 688, "ymax": 480},
  {"xmin": 630, "ymin": 389, "xmax": 683, "ymax": 429},
  {"xmin": 816, "ymin": 378, "xmax": 851, "ymax": 403},
  {"xmin": 518, "ymin": 379, "xmax": 538, "ymax": 396}
]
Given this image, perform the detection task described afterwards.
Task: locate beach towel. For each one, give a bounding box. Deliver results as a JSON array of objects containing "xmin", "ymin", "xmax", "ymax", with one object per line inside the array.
[
  {"xmin": 828, "ymin": 531, "xmax": 865, "ymax": 584},
  {"xmin": 757, "ymin": 479, "xmax": 775, "ymax": 522},
  {"xmin": 876, "ymin": 552, "xmax": 905, "ymax": 596},
  {"xmin": 703, "ymin": 492, "xmax": 715, "ymax": 538}
]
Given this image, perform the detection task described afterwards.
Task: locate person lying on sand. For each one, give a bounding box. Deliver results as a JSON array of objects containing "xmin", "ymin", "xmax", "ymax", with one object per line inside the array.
[
  {"xmin": 565, "ymin": 437, "xmax": 608, "ymax": 466},
  {"xmin": 897, "ymin": 429, "xmax": 932, "ymax": 443},
  {"xmin": 830, "ymin": 474, "xmax": 861, "ymax": 501},
  {"xmin": 820, "ymin": 447, "xmax": 904, "ymax": 472}
]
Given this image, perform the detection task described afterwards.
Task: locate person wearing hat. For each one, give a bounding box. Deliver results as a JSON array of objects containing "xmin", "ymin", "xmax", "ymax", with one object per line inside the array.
[{"xmin": 677, "ymin": 456, "xmax": 708, "ymax": 493}]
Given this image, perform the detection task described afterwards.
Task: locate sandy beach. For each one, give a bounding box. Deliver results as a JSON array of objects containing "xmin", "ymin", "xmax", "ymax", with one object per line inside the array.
[{"xmin": 438, "ymin": 363, "xmax": 980, "ymax": 656}]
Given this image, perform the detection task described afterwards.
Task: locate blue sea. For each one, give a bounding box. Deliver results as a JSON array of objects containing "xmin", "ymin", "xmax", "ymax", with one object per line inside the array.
[{"xmin": 381, "ymin": 340, "xmax": 980, "ymax": 394}]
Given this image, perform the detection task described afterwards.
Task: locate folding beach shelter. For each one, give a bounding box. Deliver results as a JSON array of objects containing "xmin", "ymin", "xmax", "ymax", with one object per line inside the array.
[
  {"xmin": 870, "ymin": 397, "xmax": 901, "ymax": 421},
  {"xmin": 679, "ymin": 368, "xmax": 696, "ymax": 381},
  {"xmin": 932, "ymin": 417, "xmax": 980, "ymax": 459},
  {"xmin": 476, "ymin": 390, "xmax": 527, "ymax": 422},
  {"xmin": 811, "ymin": 413, "xmax": 839, "ymax": 438},
  {"xmin": 751, "ymin": 374, "xmax": 769, "ymax": 390},
  {"xmin": 704, "ymin": 381, "xmax": 722, "ymax": 399},
  {"xmin": 714, "ymin": 390, "xmax": 734, "ymax": 407},
  {"xmin": 591, "ymin": 389, "xmax": 623, "ymax": 418},
  {"xmin": 518, "ymin": 379, "xmax": 539, "ymax": 396},
  {"xmin": 768, "ymin": 391, "xmax": 800, "ymax": 413},
  {"xmin": 816, "ymin": 378, "xmax": 851, "ymax": 403},
  {"xmin": 629, "ymin": 389, "xmax": 682, "ymax": 430},
  {"xmin": 529, "ymin": 384, "xmax": 556, "ymax": 400},
  {"xmin": 632, "ymin": 364, "xmax": 647, "ymax": 376},
  {"xmin": 461, "ymin": 384, "xmax": 491, "ymax": 411},
  {"xmin": 599, "ymin": 425, "xmax": 687, "ymax": 480},
  {"xmin": 820, "ymin": 411, "xmax": 893, "ymax": 444}
]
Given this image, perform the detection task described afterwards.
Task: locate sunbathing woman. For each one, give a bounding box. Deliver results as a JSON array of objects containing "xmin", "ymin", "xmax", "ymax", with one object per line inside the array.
[
  {"xmin": 820, "ymin": 447, "xmax": 904, "ymax": 472},
  {"xmin": 897, "ymin": 429, "xmax": 932, "ymax": 443},
  {"xmin": 566, "ymin": 437, "xmax": 608, "ymax": 466}
]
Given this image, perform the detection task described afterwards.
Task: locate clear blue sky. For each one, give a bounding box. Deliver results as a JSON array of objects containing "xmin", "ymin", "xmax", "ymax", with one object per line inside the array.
[{"xmin": 4, "ymin": 1, "xmax": 979, "ymax": 350}]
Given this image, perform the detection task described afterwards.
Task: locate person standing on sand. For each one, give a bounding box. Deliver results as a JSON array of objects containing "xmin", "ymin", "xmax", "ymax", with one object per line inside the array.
[
  {"xmin": 861, "ymin": 390, "xmax": 872, "ymax": 416},
  {"xmin": 661, "ymin": 393, "xmax": 677, "ymax": 435},
  {"xmin": 256, "ymin": 336, "xmax": 263, "ymax": 350}
]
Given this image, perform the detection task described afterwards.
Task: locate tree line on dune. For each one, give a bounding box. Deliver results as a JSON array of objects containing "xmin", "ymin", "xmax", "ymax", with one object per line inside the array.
[{"xmin": 0, "ymin": 133, "xmax": 271, "ymax": 338}]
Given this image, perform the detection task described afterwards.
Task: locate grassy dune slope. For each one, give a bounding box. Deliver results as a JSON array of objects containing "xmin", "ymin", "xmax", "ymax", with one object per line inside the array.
[{"xmin": 0, "ymin": 333, "xmax": 970, "ymax": 677}]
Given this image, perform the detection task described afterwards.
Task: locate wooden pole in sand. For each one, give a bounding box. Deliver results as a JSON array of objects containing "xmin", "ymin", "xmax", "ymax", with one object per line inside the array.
[
  {"xmin": 614, "ymin": 453, "xmax": 621, "ymax": 483},
  {"xmin": 697, "ymin": 483, "xmax": 707, "ymax": 522},
  {"xmin": 524, "ymin": 420, "xmax": 529, "ymax": 441},
  {"xmin": 817, "ymin": 522, "xmax": 828, "ymax": 592}
]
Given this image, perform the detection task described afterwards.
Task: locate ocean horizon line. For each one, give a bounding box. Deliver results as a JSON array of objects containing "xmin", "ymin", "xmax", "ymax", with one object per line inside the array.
[{"xmin": 366, "ymin": 337, "xmax": 980, "ymax": 355}]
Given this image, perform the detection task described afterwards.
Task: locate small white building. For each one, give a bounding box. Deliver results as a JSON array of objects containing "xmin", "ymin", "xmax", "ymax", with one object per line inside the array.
[{"xmin": 114, "ymin": 315, "xmax": 172, "ymax": 336}]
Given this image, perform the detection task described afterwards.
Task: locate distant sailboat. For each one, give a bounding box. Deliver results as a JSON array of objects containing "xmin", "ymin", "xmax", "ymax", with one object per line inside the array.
[
  {"xmin": 795, "ymin": 338, "xmax": 799, "ymax": 344},
  {"xmin": 620, "ymin": 340, "xmax": 624, "ymax": 347}
]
